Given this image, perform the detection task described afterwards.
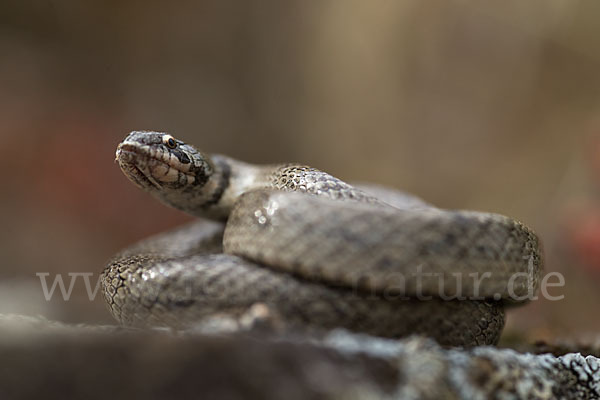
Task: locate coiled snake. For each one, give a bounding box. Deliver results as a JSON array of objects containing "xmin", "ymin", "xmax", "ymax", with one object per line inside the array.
[{"xmin": 102, "ymin": 131, "xmax": 543, "ymax": 346}]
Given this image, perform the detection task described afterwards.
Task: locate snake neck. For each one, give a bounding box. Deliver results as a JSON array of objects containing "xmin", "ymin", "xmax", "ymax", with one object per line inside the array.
[
  {"xmin": 191, "ymin": 154, "xmax": 268, "ymax": 220},
  {"xmin": 195, "ymin": 157, "xmax": 383, "ymax": 220}
]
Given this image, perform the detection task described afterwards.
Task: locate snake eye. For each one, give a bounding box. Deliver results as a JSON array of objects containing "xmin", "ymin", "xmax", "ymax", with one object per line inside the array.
[{"xmin": 164, "ymin": 136, "xmax": 177, "ymax": 149}]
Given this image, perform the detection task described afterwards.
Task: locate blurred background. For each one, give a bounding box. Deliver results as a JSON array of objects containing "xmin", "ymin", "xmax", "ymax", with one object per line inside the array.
[{"xmin": 1, "ymin": 0, "xmax": 599, "ymax": 343}]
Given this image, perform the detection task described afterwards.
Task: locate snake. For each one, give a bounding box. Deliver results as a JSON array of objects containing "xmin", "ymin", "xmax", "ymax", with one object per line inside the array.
[{"xmin": 101, "ymin": 131, "xmax": 543, "ymax": 347}]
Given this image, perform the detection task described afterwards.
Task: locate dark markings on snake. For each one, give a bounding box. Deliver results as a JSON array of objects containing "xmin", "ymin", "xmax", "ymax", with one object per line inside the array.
[
  {"xmin": 172, "ymin": 149, "xmax": 190, "ymax": 164},
  {"xmin": 201, "ymin": 158, "xmax": 231, "ymax": 209}
]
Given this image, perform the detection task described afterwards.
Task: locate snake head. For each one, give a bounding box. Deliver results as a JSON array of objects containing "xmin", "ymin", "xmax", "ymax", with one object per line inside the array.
[{"xmin": 116, "ymin": 131, "xmax": 217, "ymax": 214}]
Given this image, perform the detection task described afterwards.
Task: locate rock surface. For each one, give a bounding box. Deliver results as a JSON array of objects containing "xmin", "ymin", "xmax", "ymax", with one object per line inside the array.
[{"xmin": 0, "ymin": 314, "xmax": 599, "ymax": 400}]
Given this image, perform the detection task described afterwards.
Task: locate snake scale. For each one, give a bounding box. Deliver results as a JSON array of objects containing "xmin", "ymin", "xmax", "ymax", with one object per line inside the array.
[{"xmin": 102, "ymin": 131, "xmax": 543, "ymax": 346}]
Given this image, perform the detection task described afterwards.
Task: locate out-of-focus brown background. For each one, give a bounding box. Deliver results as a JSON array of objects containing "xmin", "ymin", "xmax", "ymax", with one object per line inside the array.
[{"xmin": 1, "ymin": 0, "xmax": 600, "ymax": 341}]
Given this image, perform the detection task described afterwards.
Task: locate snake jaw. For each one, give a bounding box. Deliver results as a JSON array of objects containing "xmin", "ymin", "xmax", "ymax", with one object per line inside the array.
[{"xmin": 116, "ymin": 147, "xmax": 163, "ymax": 191}]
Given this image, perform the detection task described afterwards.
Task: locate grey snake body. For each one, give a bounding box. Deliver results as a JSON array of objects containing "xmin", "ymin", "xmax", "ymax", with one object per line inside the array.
[{"xmin": 102, "ymin": 131, "xmax": 543, "ymax": 346}]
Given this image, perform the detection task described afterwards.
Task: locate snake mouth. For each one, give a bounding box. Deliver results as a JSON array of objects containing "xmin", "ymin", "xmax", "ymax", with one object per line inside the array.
[{"xmin": 116, "ymin": 148, "xmax": 162, "ymax": 190}]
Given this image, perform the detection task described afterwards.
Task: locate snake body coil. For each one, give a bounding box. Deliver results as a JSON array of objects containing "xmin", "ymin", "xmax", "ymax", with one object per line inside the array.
[{"xmin": 102, "ymin": 131, "xmax": 543, "ymax": 346}]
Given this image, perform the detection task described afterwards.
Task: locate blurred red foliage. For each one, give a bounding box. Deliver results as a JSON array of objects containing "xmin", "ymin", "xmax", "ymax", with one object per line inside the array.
[{"xmin": 566, "ymin": 209, "xmax": 600, "ymax": 275}]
